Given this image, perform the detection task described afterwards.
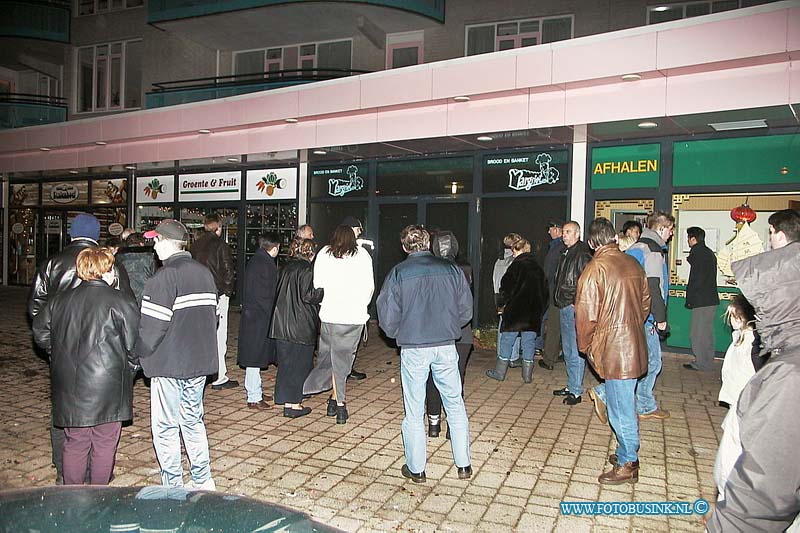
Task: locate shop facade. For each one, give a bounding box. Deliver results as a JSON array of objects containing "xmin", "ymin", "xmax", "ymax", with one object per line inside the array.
[{"xmin": 586, "ymin": 131, "xmax": 800, "ymax": 353}]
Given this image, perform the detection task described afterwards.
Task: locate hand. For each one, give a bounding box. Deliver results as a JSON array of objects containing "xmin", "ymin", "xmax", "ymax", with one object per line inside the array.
[{"xmin": 657, "ymin": 321, "xmax": 667, "ymax": 331}]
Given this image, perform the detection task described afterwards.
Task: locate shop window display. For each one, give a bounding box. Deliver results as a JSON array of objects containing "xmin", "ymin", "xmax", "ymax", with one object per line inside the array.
[
  {"xmin": 8, "ymin": 208, "xmax": 38, "ymax": 285},
  {"xmin": 244, "ymin": 202, "xmax": 297, "ymax": 265}
]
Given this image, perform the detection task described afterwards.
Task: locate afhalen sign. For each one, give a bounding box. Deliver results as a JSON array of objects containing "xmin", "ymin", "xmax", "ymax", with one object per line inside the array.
[
  {"xmin": 593, "ymin": 159, "xmax": 657, "ymax": 174},
  {"xmin": 591, "ymin": 144, "xmax": 661, "ymax": 190}
]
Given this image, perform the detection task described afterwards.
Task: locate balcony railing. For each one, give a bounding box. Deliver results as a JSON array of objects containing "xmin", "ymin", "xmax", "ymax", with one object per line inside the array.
[
  {"xmin": 0, "ymin": 0, "xmax": 71, "ymax": 42},
  {"xmin": 149, "ymin": 0, "xmax": 444, "ymax": 24},
  {"xmin": 0, "ymin": 93, "xmax": 68, "ymax": 129},
  {"xmin": 146, "ymin": 68, "xmax": 371, "ymax": 108}
]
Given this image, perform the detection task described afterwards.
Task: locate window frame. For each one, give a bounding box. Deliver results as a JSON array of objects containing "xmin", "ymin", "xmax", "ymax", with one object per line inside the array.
[
  {"xmin": 74, "ymin": 39, "xmax": 142, "ymax": 115},
  {"xmin": 232, "ymin": 38, "xmax": 354, "ymax": 78},
  {"xmin": 646, "ymin": 0, "xmax": 743, "ymax": 24},
  {"xmin": 464, "ymin": 15, "xmax": 574, "ymax": 56},
  {"xmin": 386, "ymin": 30, "xmax": 424, "ymax": 69},
  {"xmin": 76, "ymin": 0, "xmax": 144, "ymax": 17}
]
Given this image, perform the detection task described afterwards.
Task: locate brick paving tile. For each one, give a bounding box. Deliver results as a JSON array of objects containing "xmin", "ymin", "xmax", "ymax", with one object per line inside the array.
[{"xmin": 0, "ymin": 286, "xmax": 723, "ymax": 531}]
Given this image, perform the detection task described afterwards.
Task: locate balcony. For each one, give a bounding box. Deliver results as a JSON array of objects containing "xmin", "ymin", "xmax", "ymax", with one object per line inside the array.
[
  {"xmin": 146, "ymin": 68, "xmax": 370, "ymax": 108},
  {"xmin": 0, "ymin": 0, "xmax": 70, "ymax": 43},
  {"xmin": 148, "ymin": 0, "xmax": 444, "ymax": 24},
  {"xmin": 0, "ymin": 93, "xmax": 67, "ymax": 129}
]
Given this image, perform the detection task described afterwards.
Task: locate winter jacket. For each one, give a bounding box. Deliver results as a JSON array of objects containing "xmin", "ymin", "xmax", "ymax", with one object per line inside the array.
[
  {"xmin": 32, "ymin": 280, "xmax": 140, "ymax": 428},
  {"xmin": 29, "ymin": 238, "xmax": 133, "ymax": 318},
  {"xmin": 492, "ymin": 249, "xmax": 514, "ymax": 299},
  {"xmin": 116, "ymin": 246, "xmax": 156, "ymax": 304},
  {"xmin": 314, "ymin": 245, "xmax": 374, "ymax": 325},
  {"xmin": 685, "ymin": 242, "xmax": 719, "ymax": 309},
  {"xmin": 270, "ymin": 257, "xmax": 324, "ymax": 346},
  {"xmin": 707, "ymin": 242, "xmax": 800, "ymax": 531},
  {"xmin": 237, "ymin": 248, "xmax": 279, "ymax": 368},
  {"xmin": 544, "ymin": 237, "xmax": 566, "ymax": 293},
  {"xmin": 575, "ymin": 243, "xmax": 651, "ymax": 380},
  {"xmin": 377, "ymin": 251, "xmax": 473, "ymax": 348},
  {"xmin": 431, "ymin": 231, "xmax": 473, "ymax": 345},
  {"xmin": 191, "ymin": 231, "xmax": 235, "ymax": 296},
  {"xmin": 718, "ymin": 328, "xmax": 756, "ymax": 406},
  {"xmin": 135, "ymin": 251, "xmax": 218, "ymax": 379},
  {"xmin": 553, "ymin": 240, "xmax": 592, "ymax": 308},
  {"xmin": 498, "ymin": 253, "xmax": 549, "ymax": 333},
  {"xmin": 627, "ymin": 228, "xmax": 668, "ymax": 323}
]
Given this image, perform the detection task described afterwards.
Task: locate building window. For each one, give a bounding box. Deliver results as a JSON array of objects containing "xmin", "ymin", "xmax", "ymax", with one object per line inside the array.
[
  {"xmin": 77, "ymin": 0, "xmax": 143, "ymax": 16},
  {"xmin": 465, "ymin": 16, "xmax": 573, "ymax": 56},
  {"xmin": 233, "ymin": 39, "xmax": 353, "ymax": 80},
  {"xmin": 76, "ymin": 40, "xmax": 142, "ymax": 113},
  {"xmin": 386, "ymin": 31, "xmax": 424, "ymax": 69},
  {"xmin": 647, "ymin": 1, "xmax": 745, "ymax": 24}
]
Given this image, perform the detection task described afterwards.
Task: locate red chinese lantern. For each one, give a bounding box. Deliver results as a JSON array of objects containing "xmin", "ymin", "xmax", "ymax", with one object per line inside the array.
[{"xmin": 730, "ymin": 201, "xmax": 756, "ymax": 224}]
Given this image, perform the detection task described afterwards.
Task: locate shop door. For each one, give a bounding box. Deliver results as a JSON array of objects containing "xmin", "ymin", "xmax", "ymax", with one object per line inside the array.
[
  {"xmin": 593, "ymin": 199, "xmax": 655, "ymax": 233},
  {"xmin": 42, "ymin": 211, "xmax": 66, "ymax": 259},
  {"xmin": 180, "ymin": 205, "xmax": 240, "ymax": 298}
]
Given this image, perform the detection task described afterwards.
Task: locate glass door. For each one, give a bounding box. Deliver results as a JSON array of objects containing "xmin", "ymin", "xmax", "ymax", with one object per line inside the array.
[
  {"xmin": 8, "ymin": 208, "xmax": 38, "ymax": 285},
  {"xmin": 42, "ymin": 211, "xmax": 66, "ymax": 260}
]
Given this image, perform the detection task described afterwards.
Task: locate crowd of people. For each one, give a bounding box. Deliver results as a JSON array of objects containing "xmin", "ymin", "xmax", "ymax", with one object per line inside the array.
[{"xmin": 25, "ymin": 206, "xmax": 800, "ymax": 529}]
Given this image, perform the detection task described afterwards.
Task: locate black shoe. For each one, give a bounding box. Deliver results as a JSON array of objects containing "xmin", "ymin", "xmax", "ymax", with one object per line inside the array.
[
  {"xmin": 563, "ymin": 393, "xmax": 582, "ymax": 405},
  {"xmin": 508, "ymin": 359, "xmax": 522, "ymax": 368},
  {"xmin": 348, "ymin": 370, "xmax": 367, "ymax": 380},
  {"xmin": 283, "ymin": 406, "xmax": 312, "ymax": 418},
  {"xmin": 428, "ymin": 422, "xmax": 441, "ymax": 438},
  {"xmin": 553, "ymin": 387, "xmax": 570, "ymax": 396},
  {"xmin": 683, "ymin": 363, "xmax": 700, "ymax": 371},
  {"xmin": 326, "ymin": 398, "xmax": 337, "ymax": 417},
  {"xmin": 538, "ymin": 360, "xmax": 554, "ymax": 371},
  {"xmin": 445, "ymin": 427, "xmax": 451, "ymax": 441},
  {"xmin": 401, "ymin": 464, "xmax": 426, "ymax": 483},
  {"xmin": 336, "ymin": 404, "xmax": 348, "ymax": 424},
  {"xmin": 457, "ymin": 465, "xmax": 473, "ymax": 480},
  {"xmin": 211, "ymin": 379, "xmax": 239, "ymax": 390}
]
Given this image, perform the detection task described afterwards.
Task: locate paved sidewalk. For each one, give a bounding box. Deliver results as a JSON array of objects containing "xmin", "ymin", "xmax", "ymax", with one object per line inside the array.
[{"xmin": 0, "ymin": 286, "xmax": 721, "ymax": 531}]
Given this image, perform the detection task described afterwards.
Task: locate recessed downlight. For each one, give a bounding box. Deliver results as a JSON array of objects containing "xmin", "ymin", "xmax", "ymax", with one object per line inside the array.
[
  {"xmin": 653, "ymin": 6, "xmax": 669, "ymax": 11},
  {"xmin": 69, "ymin": 169, "xmax": 79, "ymax": 174},
  {"xmin": 637, "ymin": 121, "xmax": 659, "ymax": 129},
  {"xmin": 708, "ymin": 119, "xmax": 768, "ymax": 131},
  {"xmin": 226, "ymin": 157, "xmax": 239, "ymax": 163},
  {"xmin": 312, "ymin": 149, "xmax": 327, "ymax": 155},
  {"xmin": 125, "ymin": 165, "xmax": 136, "ymax": 170},
  {"xmin": 39, "ymin": 147, "xmax": 51, "ymax": 151},
  {"xmin": 453, "ymin": 96, "xmax": 470, "ymax": 102},
  {"xmin": 95, "ymin": 141, "xmax": 107, "ymax": 146},
  {"xmin": 284, "ymin": 118, "xmax": 299, "ymax": 124},
  {"xmin": 621, "ymin": 73, "xmax": 642, "ymax": 82},
  {"xmin": 477, "ymin": 135, "xmax": 493, "ymax": 142},
  {"xmin": 197, "ymin": 129, "xmax": 212, "ymax": 134}
]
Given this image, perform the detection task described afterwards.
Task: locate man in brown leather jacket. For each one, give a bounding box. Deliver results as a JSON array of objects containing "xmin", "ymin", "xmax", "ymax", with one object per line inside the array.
[
  {"xmin": 575, "ymin": 218, "xmax": 651, "ymax": 485},
  {"xmin": 191, "ymin": 214, "xmax": 238, "ymax": 390}
]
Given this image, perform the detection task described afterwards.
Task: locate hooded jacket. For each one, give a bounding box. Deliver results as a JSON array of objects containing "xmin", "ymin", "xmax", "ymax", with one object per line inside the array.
[{"xmin": 431, "ymin": 231, "xmax": 473, "ymax": 344}]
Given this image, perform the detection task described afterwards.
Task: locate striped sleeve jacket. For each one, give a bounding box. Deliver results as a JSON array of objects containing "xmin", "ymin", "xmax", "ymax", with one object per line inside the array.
[{"xmin": 135, "ymin": 251, "xmax": 219, "ymax": 379}]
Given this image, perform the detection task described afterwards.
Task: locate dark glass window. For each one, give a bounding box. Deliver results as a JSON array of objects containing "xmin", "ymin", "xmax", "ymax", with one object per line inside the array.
[
  {"xmin": 483, "ymin": 150, "xmax": 569, "ymax": 194},
  {"xmin": 376, "ymin": 157, "xmax": 473, "ymax": 196},
  {"xmin": 310, "ymin": 163, "xmax": 368, "ymax": 199},
  {"xmin": 309, "ymin": 201, "xmax": 368, "ymax": 246}
]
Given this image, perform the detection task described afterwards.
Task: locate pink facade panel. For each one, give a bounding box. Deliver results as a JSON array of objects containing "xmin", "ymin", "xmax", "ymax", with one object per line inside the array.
[
  {"xmin": 64, "ymin": 120, "xmax": 104, "ymax": 146},
  {"xmin": 25, "ymin": 125, "xmax": 65, "ymax": 152},
  {"xmin": 360, "ymin": 67, "xmax": 433, "ymax": 109},
  {"xmin": 431, "ymin": 54, "xmax": 517, "ymax": 99},
  {"xmin": 553, "ymin": 33, "xmax": 657, "ymax": 85},
  {"xmin": 139, "ymin": 108, "xmax": 183, "ymax": 137},
  {"xmin": 156, "ymin": 136, "xmax": 201, "ymax": 162},
  {"xmin": 298, "ymin": 78, "xmax": 361, "ymax": 117},
  {"xmin": 789, "ymin": 7, "xmax": 800, "ymax": 60},
  {"xmin": 375, "ymin": 100, "xmax": 448, "ymax": 142},
  {"xmin": 246, "ymin": 122, "xmax": 316, "ymax": 153},
  {"xmin": 103, "ymin": 114, "xmax": 142, "ymax": 141},
  {"xmin": 180, "ymin": 100, "xmax": 245, "ymax": 132},
  {"xmin": 656, "ymin": 10, "xmax": 789, "ymax": 70},
  {"xmin": 240, "ymin": 89, "xmax": 299, "ymax": 124},
  {"xmin": 196, "ymin": 129, "xmax": 248, "ymax": 158},
  {"xmin": 790, "ymin": 60, "xmax": 800, "ymax": 102},
  {"xmin": 120, "ymin": 139, "xmax": 160, "ymax": 165},
  {"xmin": 14, "ymin": 152, "xmax": 46, "ymax": 172},
  {"xmin": 446, "ymin": 91, "xmax": 528, "ymax": 137},
  {"xmin": 515, "ymin": 47, "xmax": 554, "ymax": 89},
  {"xmin": 529, "ymin": 87, "xmax": 566, "ymax": 128},
  {"xmin": 565, "ymin": 77, "xmax": 667, "ymax": 125},
  {"xmin": 315, "ymin": 110, "xmax": 378, "ymax": 147},
  {"xmin": 45, "ymin": 149, "xmax": 80, "ymax": 171},
  {"xmin": 666, "ymin": 62, "xmax": 790, "ymax": 116},
  {"xmin": 0, "ymin": 130, "xmax": 28, "ymax": 153},
  {"xmin": 82, "ymin": 145, "xmax": 122, "ymax": 168}
]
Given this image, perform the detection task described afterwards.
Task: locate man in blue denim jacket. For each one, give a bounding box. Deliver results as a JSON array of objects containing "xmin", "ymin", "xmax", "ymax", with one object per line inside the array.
[{"xmin": 377, "ymin": 225, "xmax": 473, "ymax": 483}]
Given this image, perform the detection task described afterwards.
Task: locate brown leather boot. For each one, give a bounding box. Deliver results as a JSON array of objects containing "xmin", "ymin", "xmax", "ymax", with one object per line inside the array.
[{"xmin": 598, "ymin": 460, "xmax": 639, "ymax": 485}]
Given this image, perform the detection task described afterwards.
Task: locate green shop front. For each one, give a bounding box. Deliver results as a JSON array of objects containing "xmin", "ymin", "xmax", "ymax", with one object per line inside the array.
[{"xmin": 587, "ymin": 133, "xmax": 800, "ymax": 354}]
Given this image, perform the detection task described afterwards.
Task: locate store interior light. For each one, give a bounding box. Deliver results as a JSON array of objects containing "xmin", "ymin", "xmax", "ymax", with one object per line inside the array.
[
  {"xmin": 477, "ymin": 135, "xmax": 493, "ymax": 142},
  {"xmin": 69, "ymin": 169, "xmax": 79, "ymax": 174},
  {"xmin": 450, "ymin": 181, "xmax": 459, "ymax": 194},
  {"xmin": 453, "ymin": 96, "xmax": 470, "ymax": 102},
  {"xmin": 653, "ymin": 6, "xmax": 670, "ymax": 11},
  {"xmin": 197, "ymin": 129, "xmax": 212, "ymax": 134},
  {"xmin": 39, "ymin": 147, "xmax": 51, "ymax": 151},
  {"xmin": 708, "ymin": 119, "xmax": 767, "ymax": 131},
  {"xmin": 284, "ymin": 118, "xmax": 299, "ymax": 123},
  {"xmin": 313, "ymin": 149, "xmax": 327, "ymax": 155},
  {"xmin": 621, "ymin": 73, "xmax": 642, "ymax": 82},
  {"xmin": 637, "ymin": 121, "xmax": 659, "ymax": 129},
  {"xmin": 95, "ymin": 141, "xmax": 107, "ymax": 146}
]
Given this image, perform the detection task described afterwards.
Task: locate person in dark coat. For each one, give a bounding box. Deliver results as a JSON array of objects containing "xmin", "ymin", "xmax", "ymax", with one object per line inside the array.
[
  {"xmin": 487, "ymin": 238, "xmax": 549, "ymax": 383},
  {"xmin": 237, "ymin": 233, "xmax": 280, "ymax": 410},
  {"xmin": 270, "ymin": 238, "xmax": 324, "ymax": 418},
  {"xmin": 115, "ymin": 232, "xmax": 156, "ymax": 305},
  {"xmin": 683, "ymin": 226, "xmax": 720, "ymax": 371},
  {"xmin": 32, "ymin": 246, "xmax": 140, "ymax": 485}
]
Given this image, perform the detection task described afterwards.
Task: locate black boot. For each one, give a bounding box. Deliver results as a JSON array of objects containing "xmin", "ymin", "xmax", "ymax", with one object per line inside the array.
[
  {"xmin": 485, "ymin": 358, "xmax": 509, "ymax": 381},
  {"xmin": 336, "ymin": 403, "xmax": 349, "ymax": 424},
  {"xmin": 428, "ymin": 415, "xmax": 441, "ymax": 437},
  {"xmin": 326, "ymin": 398, "xmax": 337, "ymax": 417}
]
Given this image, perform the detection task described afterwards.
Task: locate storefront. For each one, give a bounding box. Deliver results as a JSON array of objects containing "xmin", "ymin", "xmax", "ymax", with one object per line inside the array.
[
  {"xmin": 6, "ymin": 177, "xmax": 129, "ymax": 286},
  {"xmin": 587, "ymin": 132, "xmax": 800, "ymax": 354}
]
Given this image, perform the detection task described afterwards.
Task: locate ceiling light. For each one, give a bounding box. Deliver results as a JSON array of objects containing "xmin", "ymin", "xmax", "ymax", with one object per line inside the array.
[
  {"xmin": 477, "ymin": 135, "xmax": 493, "ymax": 142},
  {"xmin": 197, "ymin": 129, "xmax": 212, "ymax": 134},
  {"xmin": 708, "ymin": 119, "xmax": 767, "ymax": 131},
  {"xmin": 621, "ymin": 73, "xmax": 642, "ymax": 82},
  {"xmin": 450, "ymin": 181, "xmax": 459, "ymax": 194},
  {"xmin": 124, "ymin": 165, "xmax": 136, "ymax": 170},
  {"xmin": 69, "ymin": 169, "xmax": 79, "ymax": 174},
  {"xmin": 95, "ymin": 141, "xmax": 107, "ymax": 146},
  {"xmin": 313, "ymin": 149, "xmax": 327, "ymax": 155},
  {"xmin": 284, "ymin": 118, "xmax": 299, "ymax": 124},
  {"xmin": 637, "ymin": 121, "xmax": 659, "ymax": 129},
  {"xmin": 653, "ymin": 6, "xmax": 670, "ymax": 11},
  {"xmin": 453, "ymin": 96, "xmax": 470, "ymax": 102},
  {"xmin": 226, "ymin": 158, "xmax": 239, "ymax": 163},
  {"xmin": 39, "ymin": 147, "xmax": 51, "ymax": 151}
]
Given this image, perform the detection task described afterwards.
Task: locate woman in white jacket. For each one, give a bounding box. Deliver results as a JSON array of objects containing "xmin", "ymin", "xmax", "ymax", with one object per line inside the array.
[{"xmin": 303, "ymin": 225, "xmax": 374, "ymax": 424}]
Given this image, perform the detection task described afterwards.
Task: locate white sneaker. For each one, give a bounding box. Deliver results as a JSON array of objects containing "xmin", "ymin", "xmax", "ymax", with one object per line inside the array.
[{"xmin": 186, "ymin": 478, "xmax": 216, "ymax": 491}]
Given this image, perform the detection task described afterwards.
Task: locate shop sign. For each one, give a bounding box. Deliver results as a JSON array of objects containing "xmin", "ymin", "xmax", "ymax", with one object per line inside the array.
[
  {"xmin": 310, "ymin": 164, "xmax": 368, "ymax": 198},
  {"xmin": 108, "ymin": 223, "xmax": 124, "ymax": 236},
  {"xmin": 245, "ymin": 167, "xmax": 297, "ymax": 201},
  {"xmin": 45, "ymin": 219, "xmax": 62, "ymax": 235},
  {"xmin": 92, "ymin": 179, "xmax": 128, "ymax": 205},
  {"xmin": 11, "ymin": 222, "xmax": 24, "ymax": 235},
  {"xmin": 483, "ymin": 151, "xmax": 568, "ymax": 193},
  {"xmin": 136, "ymin": 175, "xmax": 175, "ymax": 204},
  {"xmin": 591, "ymin": 144, "xmax": 660, "ymax": 190},
  {"xmin": 42, "ymin": 181, "xmax": 88, "ymax": 206},
  {"xmin": 178, "ymin": 171, "xmax": 241, "ymax": 202},
  {"xmin": 10, "ymin": 184, "xmax": 40, "ymax": 207}
]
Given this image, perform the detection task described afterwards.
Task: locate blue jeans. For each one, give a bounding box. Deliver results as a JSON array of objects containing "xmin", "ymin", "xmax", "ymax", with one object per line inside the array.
[
  {"xmin": 400, "ymin": 344, "xmax": 470, "ymax": 474},
  {"xmin": 150, "ymin": 376, "xmax": 213, "ymax": 487},
  {"xmin": 497, "ymin": 315, "xmax": 522, "ymax": 361},
  {"xmin": 560, "ymin": 305, "xmax": 585, "ymax": 396},
  {"xmin": 593, "ymin": 323, "xmax": 662, "ymax": 415},
  {"xmin": 244, "ymin": 367, "xmax": 262, "ymax": 403},
  {"xmin": 498, "ymin": 331, "xmax": 537, "ymax": 362},
  {"xmin": 605, "ymin": 379, "xmax": 639, "ymax": 464}
]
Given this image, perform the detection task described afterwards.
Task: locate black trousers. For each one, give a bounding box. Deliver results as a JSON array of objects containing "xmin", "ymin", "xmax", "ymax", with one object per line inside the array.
[
  {"xmin": 426, "ymin": 343, "xmax": 471, "ymax": 417},
  {"xmin": 274, "ymin": 340, "xmax": 315, "ymax": 405}
]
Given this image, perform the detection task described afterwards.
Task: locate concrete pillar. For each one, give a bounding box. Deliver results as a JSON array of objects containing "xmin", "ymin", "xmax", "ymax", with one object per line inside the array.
[{"xmin": 570, "ymin": 124, "xmax": 588, "ymax": 234}]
